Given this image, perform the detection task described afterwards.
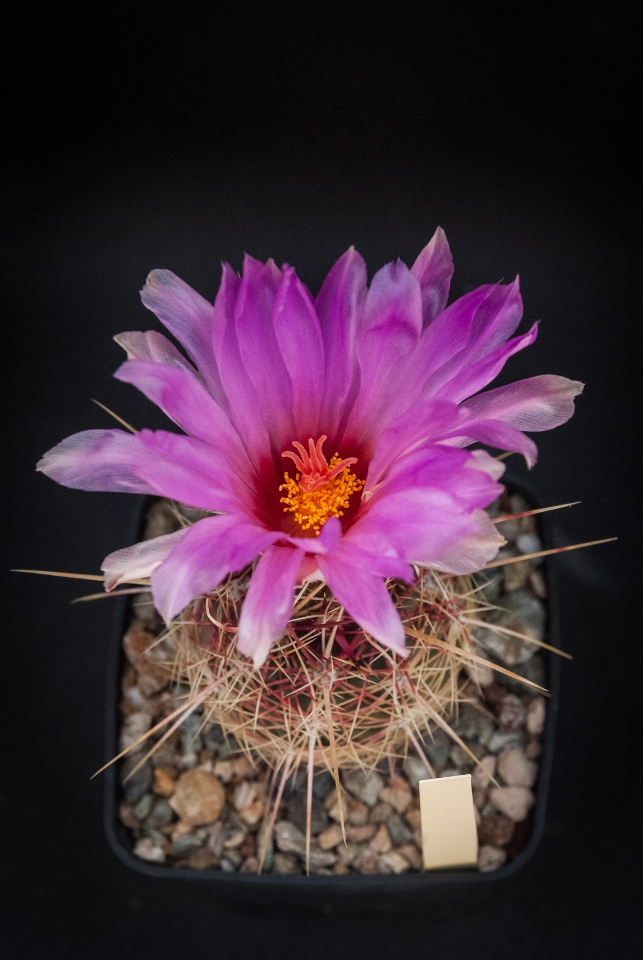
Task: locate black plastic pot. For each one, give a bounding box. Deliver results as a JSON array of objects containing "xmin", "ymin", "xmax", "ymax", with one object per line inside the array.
[{"xmin": 102, "ymin": 474, "xmax": 561, "ymax": 905}]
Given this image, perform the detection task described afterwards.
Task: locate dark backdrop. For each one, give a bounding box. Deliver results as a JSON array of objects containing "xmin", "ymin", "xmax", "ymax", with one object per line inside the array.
[{"xmin": 4, "ymin": 5, "xmax": 641, "ymax": 958}]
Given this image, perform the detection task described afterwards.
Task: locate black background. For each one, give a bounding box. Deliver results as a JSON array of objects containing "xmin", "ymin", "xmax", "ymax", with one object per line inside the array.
[{"xmin": 4, "ymin": 4, "xmax": 641, "ymax": 958}]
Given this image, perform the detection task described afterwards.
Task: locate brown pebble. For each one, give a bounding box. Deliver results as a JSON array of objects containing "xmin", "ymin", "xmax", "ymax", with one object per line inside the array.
[
  {"xmin": 354, "ymin": 849, "xmax": 381, "ymax": 874},
  {"xmin": 345, "ymin": 824, "xmax": 377, "ymax": 842},
  {"xmin": 187, "ymin": 849, "xmax": 220, "ymax": 870},
  {"xmin": 405, "ymin": 807, "xmax": 422, "ymax": 830},
  {"xmin": 380, "ymin": 776, "xmax": 412, "ymax": 814},
  {"xmin": 239, "ymin": 800, "xmax": 264, "ymax": 827},
  {"xmin": 213, "ymin": 760, "xmax": 234, "ymax": 783},
  {"xmin": 153, "ymin": 768, "xmax": 176, "ymax": 796},
  {"xmin": 318, "ymin": 824, "xmax": 344, "ymax": 850},
  {"xmin": 398, "ymin": 844, "xmax": 422, "ymax": 870},
  {"xmin": 231, "ymin": 756, "xmax": 256, "ymax": 779},
  {"xmin": 371, "ymin": 825, "xmax": 392, "ymax": 853},
  {"xmin": 170, "ymin": 770, "xmax": 225, "ymax": 826},
  {"xmin": 478, "ymin": 813, "xmax": 515, "ymax": 846},
  {"xmin": 240, "ymin": 856, "xmax": 260, "ymax": 873},
  {"xmin": 370, "ymin": 801, "xmax": 393, "ymax": 823},
  {"xmin": 123, "ymin": 623, "xmax": 170, "ymax": 696}
]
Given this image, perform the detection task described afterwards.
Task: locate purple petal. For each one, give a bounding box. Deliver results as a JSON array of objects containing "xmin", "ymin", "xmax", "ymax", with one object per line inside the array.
[
  {"xmin": 211, "ymin": 263, "xmax": 273, "ymax": 466},
  {"xmin": 113, "ymin": 330, "xmax": 196, "ymax": 374},
  {"xmin": 272, "ymin": 266, "xmax": 325, "ymax": 438},
  {"xmin": 441, "ymin": 416, "xmax": 539, "ymax": 468},
  {"xmin": 236, "ymin": 545, "xmax": 305, "ymax": 666},
  {"xmin": 464, "ymin": 375, "xmax": 584, "ymax": 431},
  {"xmin": 102, "ymin": 530, "xmax": 187, "ymax": 590},
  {"xmin": 351, "ymin": 485, "xmax": 494, "ymax": 570},
  {"xmin": 113, "ymin": 359, "xmax": 253, "ymax": 479},
  {"xmin": 365, "ymin": 399, "xmax": 467, "ymax": 492},
  {"xmin": 134, "ymin": 429, "xmax": 252, "ymax": 513},
  {"xmin": 140, "ymin": 269, "xmax": 225, "ymax": 403},
  {"xmin": 315, "ymin": 246, "xmax": 367, "ymax": 435},
  {"xmin": 37, "ymin": 429, "xmax": 155, "ymax": 494},
  {"xmin": 317, "ymin": 553, "xmax": 408, "ymax": 656},
  {"xmin": 152, "ymin": 515, "xmax": 278, "ymax": 623},
  {"xmin": 427, "ymin": 510, "xmax": 505, "ymax": 574},
  {"xmin": 348, "ymin": 259, "xmax": 423, "ymax": 438},
  {"xmin": 233, "ymin": 256, "xmax": 295, "ymax": 448},
  {"xmin": 438, "ymin": 322, "xmax": 539, "ymax": 403},
  {"xmin": 410, "ymin": 227, "xmax": 454, "ymax": 326}
]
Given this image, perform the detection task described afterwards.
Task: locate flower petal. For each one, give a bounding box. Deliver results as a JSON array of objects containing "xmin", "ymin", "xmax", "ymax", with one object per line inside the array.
[
  {"xmin": 211, "ymin": 263, "xmax": 273, "ymax": 466},
  {"xmin": 427, "ymin": 510, "xmax": 505, "ymax": 574},
  {"xmin": 134, "ymin": 429, "xmax": 252, "ymax": 513},
  {"xmin": 236, "ymin": 544, "xmax": 305, "ymax": 666},
  {"xmin": 113, "ymin": 330, "xmax": 196, "ymax": 374},
  {"xmin": 437, "ymin": 322, "xmax": 539, "ymax": 403},
  {"xmin": 113, "ymin": 359, "xmax": 253, "ymax": 478},
  {"xmin": 233, "ymin": 256, "xmax": 294, "ymax": 447},
  {"xmin": 272, "ymin": 266, "xmax": 325, "ymax": 438},
  {"xmin": 102, "ymin": 529, "xmax": 187, "ymax": 590},
  {"xmin": 37, "ymin": 429, "xmax": 155, "ymax": 494},
  {"xmin": 140, "ymin": 269, "xmax": 225, "ymax": 403},
  {"xmin": 317, "ymin": 554, "xmax": 408, "ymax": 657},
  {"xmin": 316, "ymin": 246, "xmax": 367, "ymax": 435},
  {"xmin": 463, "ymin": 375, "xmax": 584, "ymax": 431},
  {"xmin": 151, "ymin": 515, "xmax": 279, "ymax": 623},
  {"xmin": 441, "ymin": 416, "xmax": 539, "ymax": 468},
  {"xmin": 410, "ymin": 227, "xmax": 454, "ymax": 326},
  {"xmin": 348, "ymin": 259, "xmax": 423, "ymax": 439}
]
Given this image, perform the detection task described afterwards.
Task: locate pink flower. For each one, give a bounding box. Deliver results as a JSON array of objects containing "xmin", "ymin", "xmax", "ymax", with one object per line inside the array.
[{"xmin": 38, "ymin": 230, "xmax": 582, "ymax": 665}]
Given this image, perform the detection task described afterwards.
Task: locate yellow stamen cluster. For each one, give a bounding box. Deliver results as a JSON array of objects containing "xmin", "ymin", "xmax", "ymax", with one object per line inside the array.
[{"xmin": 279, "ymin": 455, "xmax": 365, "ymax": 535}]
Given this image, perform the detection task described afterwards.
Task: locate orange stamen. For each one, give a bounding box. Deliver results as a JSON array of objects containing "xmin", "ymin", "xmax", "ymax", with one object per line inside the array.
[{"xmin": 280, "ymin": 436, "xmax": 364, "ymax": 534}]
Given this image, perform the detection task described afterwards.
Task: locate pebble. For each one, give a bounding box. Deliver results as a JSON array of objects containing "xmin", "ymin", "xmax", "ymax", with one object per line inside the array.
[
  {"xmin": 144, "ymin": 798, "xmax": 174, "ymax": 831},
  {"xmin": 379, "ymin": 775, "xmax": 412, "ymax": 814},
  {"xmin": 123, "ymin": 623, "xmax": 170, "ymax": 696},
  {"xmin": 273, "ymin": 852, "xmax": 301, "ymax": 874},
  {"xmin": 345, "ymin": 823, "xmax": 376, "ymax": 842},
  {"xmin": 386, "ymin": 811, "xmax": 413, "ymax": 846},
  {"xmin": 516, "ymin": 533, "xmax": 542, "ymax": 556},
  {"xmin": 342, "ymin": 769, "xmax": 384, "ymax": 807},
  {"xmin": 170, "ymin": 770, "xmax": 225, "ymax": 825},
  {"xmin": 353, "ymin": 849, "xmax": 381, "ymax": 874},
  {"xmin": 371, "ymin": 825, "xmax": 392, "ymax": 853},
  {"xmin": 398, "ymin": 844, "xmax": 422, "ymax": 869},
  {"xmin": 452, "ymin": 704, "xmax": 494, "ymax": 747},
  {"xmin": 497, "ymin": 749, "xmax": 538, "ymax": 788},
  {"xmin": 476, "ymin": 591, "xmax": 545, "ymax": 666},
  {"xmin": 478, "ymin": 813, "xmax": 515, "ymax": 846},
  {"xmin": 527, "ymin": 697, "xmax": 546, "ymax": 736},
  {"xmin": 119, "ymin": 711, "xmax": 152, "ymax": 752},
  {"xmin": 318, "ymin": 824, "xmax": 344, "ymax": 850},
  {"xmin": 153, "ymin": 768, "xmax": 176, "ymax": 796},
  {"xmin": 498, "ymin": 694, "xmax": 526, "ymax": 732},
  {"xmin": 489, "ymin": 786, "xmax": 535, "ymax": 822},
  {"xmin": 121, "ymin": 754, "xmax": 152, "ymax": 804},
  {"xmin": 381, "ymin": 851, "xmax": 409, "ymax": 874},
  {"xmin": 478, "ymin": 844, "xmax": 507, "ymax": 872},
  {"xmin": 488, "ymin": 730, "xmax": 527, "ymax": 754},
  {"xmin": 134, "ymin": 838, "xmax": 166, "ymax": 863},
  {"xmin": 472, "ymin": 755, "xmax": 497, "ymax": 790},
  {"xmin": 173, "ymin": 833, "xmax": 205, "ymax": 856}
]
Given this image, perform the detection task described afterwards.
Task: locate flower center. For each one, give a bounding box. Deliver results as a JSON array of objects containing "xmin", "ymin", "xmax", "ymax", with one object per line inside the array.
[{"xmin": 279, "ymin": 435, "xmax": 365, "ymax": 535}]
